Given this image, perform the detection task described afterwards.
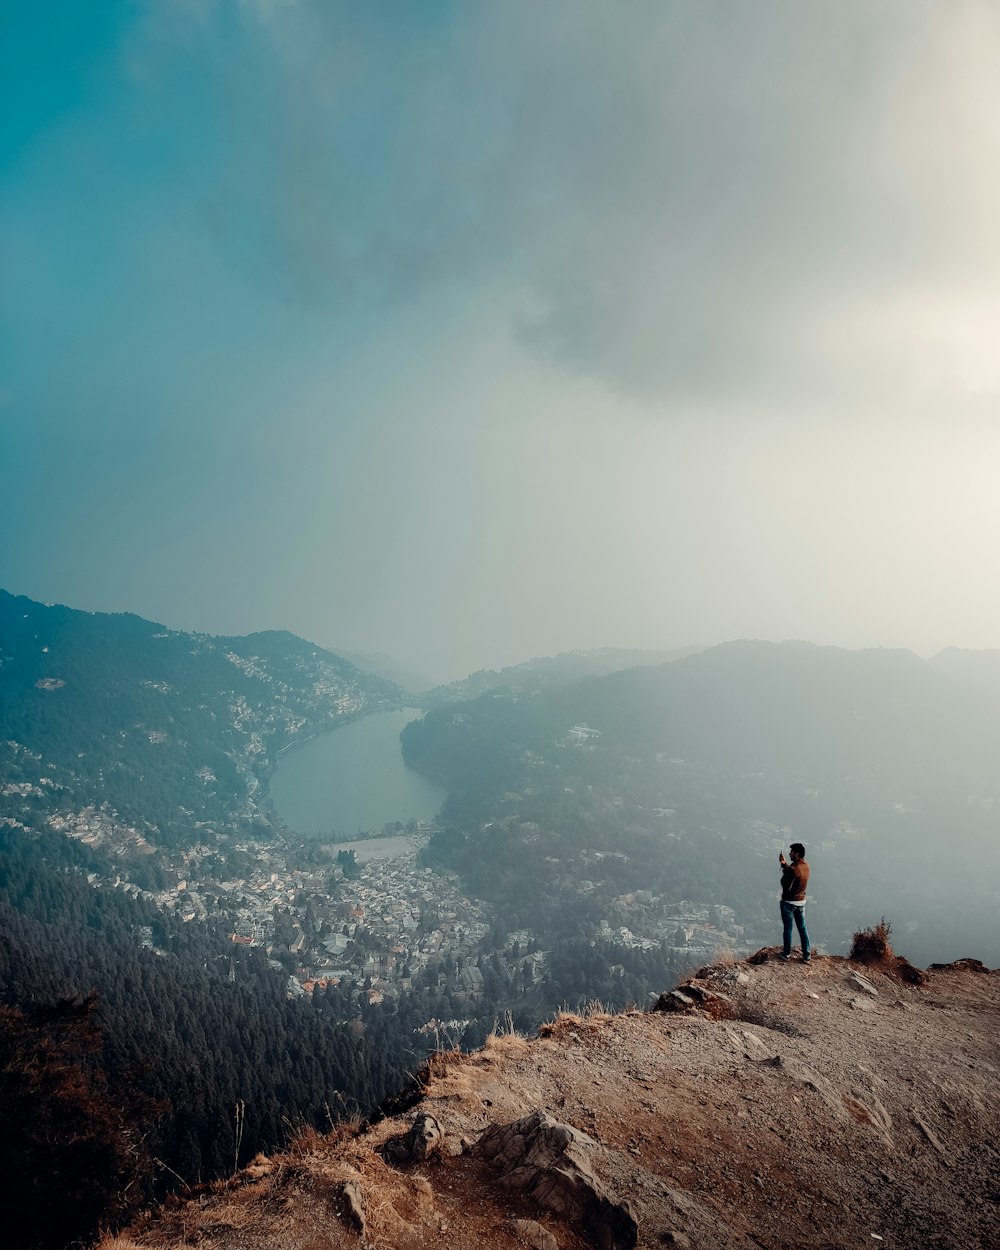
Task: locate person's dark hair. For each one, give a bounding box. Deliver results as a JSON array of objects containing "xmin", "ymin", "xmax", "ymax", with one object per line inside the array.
[{"xmin": 790, "ymin": 842, "xmax": 805, "ymax": 858}]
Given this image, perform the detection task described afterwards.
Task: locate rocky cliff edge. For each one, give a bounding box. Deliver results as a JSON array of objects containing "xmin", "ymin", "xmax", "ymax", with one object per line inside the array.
[{"xmin": 102, "ymin": 949, "xmax": 999, "ymax": 1250}]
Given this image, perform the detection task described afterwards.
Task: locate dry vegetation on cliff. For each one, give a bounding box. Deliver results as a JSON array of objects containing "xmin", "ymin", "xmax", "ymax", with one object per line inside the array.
[{"xmin": 101, "ymin": 946, "xmax": 999, "ymax": 1250}]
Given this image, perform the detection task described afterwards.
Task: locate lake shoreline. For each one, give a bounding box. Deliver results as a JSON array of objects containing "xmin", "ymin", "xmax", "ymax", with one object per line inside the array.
[{"xmin": 267, "ymin": 705, "xmax": 446, "ymax": 839}]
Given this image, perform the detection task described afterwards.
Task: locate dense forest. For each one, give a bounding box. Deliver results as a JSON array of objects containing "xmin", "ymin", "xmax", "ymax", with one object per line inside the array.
[{"xmin": 0, "ymin": 823, "xmax": 450, "ymax": 1249}]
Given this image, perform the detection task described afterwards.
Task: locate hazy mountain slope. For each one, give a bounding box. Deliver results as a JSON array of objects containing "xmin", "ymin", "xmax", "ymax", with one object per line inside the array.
[
  {"xmin": 100, "ymin": 950, "xmax": 1000, "ymax": 1250},
  {"xmin": 407, "ymin": 640, "xmax": 1000, "ymax": 799},
  {"xmin": 401, "ymin": 641, "xmax": 1000, "ymax": 964},
  {"xmin": 930, "ymin": 646, "xmax": 1000, "ymax": 716},
  {"xmin": 0, "ymin": 589, "xmax": 403, "ymax": 846},
  {"xmin": 425, "ymin": 645, "xmax": 703, "ymax": 705},
  {"xmin": 327, "ymin": 647, "xmax": 435, "ymax": 696}
]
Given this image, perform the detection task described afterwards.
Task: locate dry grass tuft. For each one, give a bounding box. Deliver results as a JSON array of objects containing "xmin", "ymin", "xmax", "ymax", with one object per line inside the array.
[
  {"xmin": 539, "ymin": 1001, "xmax": 613, "ymax": 1038},
  {"xmin": 470, "ymin": 1011, "xmax": 530, "ymax": 1063},
  {"xmin": 422, "ymin": 1059, "xmax": 483, "ymax": 1105},
  {"xmin": 480, "ymin": 1029, "xmax": 530, "ymax": 1061},
  {"xmin": 423, "ymin": 1045, "xmax": 469, "ymax": 1080}
]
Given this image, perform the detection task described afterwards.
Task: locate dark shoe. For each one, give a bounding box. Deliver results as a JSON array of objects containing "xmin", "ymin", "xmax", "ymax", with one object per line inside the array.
[
  {"xmin": 778, "ymin": 953, "xmax": 791, "ymax": 962},
  {"xmin": 802, "ymin": 955, "xmax": 812, "ymax": 963}
]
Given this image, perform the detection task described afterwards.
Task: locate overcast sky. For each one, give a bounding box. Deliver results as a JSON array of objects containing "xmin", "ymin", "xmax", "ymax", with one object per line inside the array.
[{"xmin": 3, "ymin": 1, "xmax": 1000, "ymax": 682}]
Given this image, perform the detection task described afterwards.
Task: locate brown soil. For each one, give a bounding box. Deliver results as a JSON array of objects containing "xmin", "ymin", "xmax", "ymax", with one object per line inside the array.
[{"xmin": 102, "ymin": 952, "xmax": 1000, "ymax": 1250}]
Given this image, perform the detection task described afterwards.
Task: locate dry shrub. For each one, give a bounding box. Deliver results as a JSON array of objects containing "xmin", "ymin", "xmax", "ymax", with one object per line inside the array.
[
  {"xmin": 850, "ymin": 918, "xmax": 928, "ymax": 985},
  {"xmin": 850, "ymin": 918, "xmax": 895, "ymax": 964},
  {"xmin": 475, "ymin": 1010, "xmax": 530, "ymax": 1060},
  {"xmin": 315, "ymin": 1142, "xmax": 428, "ymax": 1245}
]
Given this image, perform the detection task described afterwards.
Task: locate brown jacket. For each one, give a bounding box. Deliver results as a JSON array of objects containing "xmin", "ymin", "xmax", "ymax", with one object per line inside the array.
[{"xmin": 780, "ymin": 859, "xmax": 809, "ymax": 903}]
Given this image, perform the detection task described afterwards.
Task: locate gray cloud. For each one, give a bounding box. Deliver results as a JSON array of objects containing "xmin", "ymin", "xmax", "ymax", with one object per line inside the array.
[{"xmin": 126, "ymin": 1, "xmax": 1000, "ymax": 413}]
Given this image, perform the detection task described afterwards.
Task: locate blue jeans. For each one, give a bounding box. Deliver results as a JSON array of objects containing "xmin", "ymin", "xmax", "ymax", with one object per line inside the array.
[{"xmin": 780, "ymin": 900, "xmax": 810, "ymax": 958}]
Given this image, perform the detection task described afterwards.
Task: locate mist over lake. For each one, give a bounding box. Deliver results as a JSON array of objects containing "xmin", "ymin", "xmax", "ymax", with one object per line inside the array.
[{"xmin": 268, "ymin": 707, "xmax": 445, "ymax": 838}]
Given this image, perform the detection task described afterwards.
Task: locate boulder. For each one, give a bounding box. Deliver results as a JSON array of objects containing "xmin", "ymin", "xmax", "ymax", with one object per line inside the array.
[
  {"xmin": 476, "ymin": 1110, "xmax": 637, "ymax": 1250},
  {"xmin": 651, "ymin": 990, "xmax": 695, "ymax": 1013},
  {"xmin": 379, "ymin": 1112, "xmax": 444, "ymax": 1165},
  {"xmin": 652, "ymin": 984, "xmax": 734, "ymax": 1018},
  {"xmin": 334, "ymin": 1180, "xmax": 365, "ymax": 1236}
]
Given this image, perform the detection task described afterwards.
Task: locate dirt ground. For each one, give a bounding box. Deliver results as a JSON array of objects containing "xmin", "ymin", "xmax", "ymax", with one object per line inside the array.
[{"xmin": 104, "ymin": 953, "xmax": 1000, "ymax": 1250}]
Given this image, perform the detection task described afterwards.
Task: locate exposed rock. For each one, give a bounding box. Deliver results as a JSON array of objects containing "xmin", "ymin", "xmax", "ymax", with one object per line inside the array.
[
  {"xmin": 652, "ymin": 979, "xmax": 736, "ymax": 1017},
  {"xmin": 849, "ymin": 971, "xmax": 879, "ymax": 996},
  {"xmin": 682, "ymin": 983, "xmax": 736, "ymax": 1016},
  {"xmin": 334, "ymin": 1180, "xmax": 365, "ymax": 1236},
  {"xmin": 476, "ymin": 1110, "xmax": 638, "ymax": 1250},
  {"xmin": 379, "ymin": 1112, "xmax": 444, "ymax": 1165},
  {"xmin": 913, "ymin": 1114, "xmax": 949, "ymax": 1163},
  {"xmin": 651, "ymin": 989, "xmax": 695, "ymax": 1013},
  {"xmin": 512, "ymin": 1217, "xmax": 560, "ymax": 1250},
  {"xmin": 929, "ymin": 957, "xmax": 990, "ymax": 974},
  {"xmin": 894, "ymin": 957, "xmax": 928, "ymax": 985}
]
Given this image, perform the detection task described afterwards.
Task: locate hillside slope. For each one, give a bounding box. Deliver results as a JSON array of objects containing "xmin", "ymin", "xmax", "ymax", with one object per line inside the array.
[
  {"xmin": 106, "ymin": 948, "xmax": 999, "ymax": 1250},
  {"xmin": 0, "ymin": 589, "xmax": 402, "ymax": 846},
  {"xmin": 401, "ymin": 640, "xmax": 1000, "ymax": 964}
]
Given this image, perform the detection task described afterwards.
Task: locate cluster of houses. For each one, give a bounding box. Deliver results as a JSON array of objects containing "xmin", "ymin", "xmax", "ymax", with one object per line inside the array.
[
  {"xmin": 47, "ymin": 803, "xmax": 156, "ymax": 858},
  {"xmin": 142, "ymin": 835, "xmax": 493, "ymax": 1002},
  {"xmin": 595, "ymin": 894, "xmax": 744, "ymax": 957},
  {"xmin": 38, "ymin": 797, "xmax": 746, "ymax": 1004},
  {"xmin": 288, "ymin": 844, "xmax": 494, "ymax": 1002}
]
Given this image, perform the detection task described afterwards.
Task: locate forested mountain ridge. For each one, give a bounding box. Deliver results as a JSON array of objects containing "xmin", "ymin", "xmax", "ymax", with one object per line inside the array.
[
  {"xmin": 0, "ymin": 589, "xmax": 403, "ymax": 849},
  {"xmin": 424, "ymin": 644, "xmax": 703, "ymax": 705},
  {"xmin": 402, "ymin": 640, "xmax": 1000, "ymax": 965}
]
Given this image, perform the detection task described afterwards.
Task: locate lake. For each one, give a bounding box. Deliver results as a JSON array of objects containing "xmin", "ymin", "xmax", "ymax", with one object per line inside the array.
[{"xmin": 267, "ymin": 707, "xmax": 445, "ymax": 839}]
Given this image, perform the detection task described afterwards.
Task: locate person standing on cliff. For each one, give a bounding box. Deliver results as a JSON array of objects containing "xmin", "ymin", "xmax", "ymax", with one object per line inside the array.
[{"xmin": 778, "ymin": 842, "xmax": 811, "ymax": 962}]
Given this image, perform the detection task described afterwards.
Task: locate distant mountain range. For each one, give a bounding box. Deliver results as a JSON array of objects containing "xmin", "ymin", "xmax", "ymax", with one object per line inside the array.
[
  {"xmin": 0, "ymin": 589, "xmax": 403, "ymax": 848},
  {"xmin": 409, "ymin": 638, "xmax": 1000, "ymax": 805},
  {"xmin": 425, "ymin": 645, "xmax": 704, "ymax": 704},
  {"xmin": 325, "ymin": 646, "xmax": 438, "ymax": 696}
]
